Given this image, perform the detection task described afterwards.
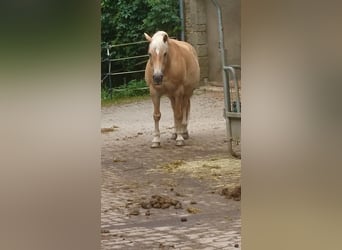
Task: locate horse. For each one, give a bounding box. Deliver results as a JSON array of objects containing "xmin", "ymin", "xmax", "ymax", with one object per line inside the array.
[{"xmin": 144, "ymin": 31, "xmax": 200, "ymax": 148}]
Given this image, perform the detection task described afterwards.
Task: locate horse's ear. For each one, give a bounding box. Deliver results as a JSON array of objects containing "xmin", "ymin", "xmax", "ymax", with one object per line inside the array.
[
  {"xmin": 144, "ymin": 33, "xmax": 152, "ymax": 42},
  {"xmin": 163, "ymin": 34, "xmax": 168, "ymax": 43}
]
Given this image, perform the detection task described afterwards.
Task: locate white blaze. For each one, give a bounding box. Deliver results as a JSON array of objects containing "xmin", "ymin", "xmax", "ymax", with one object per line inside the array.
[{"xmin": 149, "ymin": 31, "xmax": 168, "ymax": 76}]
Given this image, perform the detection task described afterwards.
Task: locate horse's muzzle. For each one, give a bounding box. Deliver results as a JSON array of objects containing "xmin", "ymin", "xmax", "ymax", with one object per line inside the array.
[{"xmin": 153, "ymin": 74, "xmax": 163, "ymax": 85}]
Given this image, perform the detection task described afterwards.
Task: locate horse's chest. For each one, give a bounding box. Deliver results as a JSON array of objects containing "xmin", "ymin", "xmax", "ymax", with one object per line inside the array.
[{"xmin": 157, "ymin": 79, "xmax": 180, "ymax": 93}]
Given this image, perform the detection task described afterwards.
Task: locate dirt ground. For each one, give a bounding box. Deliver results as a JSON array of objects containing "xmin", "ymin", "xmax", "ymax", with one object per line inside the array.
[{"xmin": 101, "ymin": 88, "xmax": 241, "ymax": 250}]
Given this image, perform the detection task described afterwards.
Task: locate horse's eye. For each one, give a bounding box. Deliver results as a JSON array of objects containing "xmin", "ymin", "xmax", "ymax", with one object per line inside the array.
[
  {"xmin": 148, "ymin": 52, "xmax": 152, "ymax": 57},
  {"xmin": 164, "ymin": 52, "xmax": 167, "ymax": 57}
]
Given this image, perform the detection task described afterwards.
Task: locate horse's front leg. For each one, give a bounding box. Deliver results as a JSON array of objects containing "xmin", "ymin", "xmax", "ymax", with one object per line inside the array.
[{"xmin": 151, "ymin": 93, "xmax": 161, "ymax": 148}]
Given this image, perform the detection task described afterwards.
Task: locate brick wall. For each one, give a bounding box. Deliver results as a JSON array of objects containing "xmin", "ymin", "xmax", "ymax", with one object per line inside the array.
[{"xmin": 184, "ymin": 0, "xmax": 208, "ymax": 84}]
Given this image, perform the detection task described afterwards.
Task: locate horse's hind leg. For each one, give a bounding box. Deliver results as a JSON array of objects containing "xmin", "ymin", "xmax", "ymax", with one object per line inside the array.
[
  {"xmin": 174, "ymin": 96, "xmax": 185, "ymax": 146},
  {"xmin": 151, "ymin": 94, "xmax": 161, "ymax": 148},
  {"xmin": 170, "ymin": 97, "xmax": 177, "ymax": 140},
  {"xmin": 170, "ymin": 96, "xmax": 189, "ymax": 140},
  {"xmin": 181, "ymin": 97, "xmax": 190, "ymax": 139}
]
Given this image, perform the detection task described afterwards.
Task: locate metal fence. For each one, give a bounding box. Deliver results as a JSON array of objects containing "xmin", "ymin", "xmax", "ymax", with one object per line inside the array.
[{"xmin": 101, "ymin": 40, "xmax": 150, "ymax": 99}]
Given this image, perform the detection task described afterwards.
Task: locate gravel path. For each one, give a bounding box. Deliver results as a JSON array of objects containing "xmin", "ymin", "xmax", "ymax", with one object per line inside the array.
[{"xmin": 101, "ymin": 88, "xmax": 241, "ymax": 250}]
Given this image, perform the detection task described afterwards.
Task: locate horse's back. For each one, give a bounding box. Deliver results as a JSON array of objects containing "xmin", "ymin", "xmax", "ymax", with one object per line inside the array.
[
  {"xmin": 173, "ymin": 40, "xmax": 198, "ymax": 58},
  {"xmin": 170, "ymin": 39, "xmax": 200, "ymax": 88}
]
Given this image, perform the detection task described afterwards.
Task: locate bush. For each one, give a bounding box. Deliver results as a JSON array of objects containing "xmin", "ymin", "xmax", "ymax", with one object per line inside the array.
[
  {"xmin": 101, "ymin": 0, "xmax": 181, "ymax": 90},
  {"xmin": 102, "ymin": 79, "xmax": 149, "ymax": 101},
  {"xmin": 101, "ymin": 0, "xmax": 181, "ymax": 44}
]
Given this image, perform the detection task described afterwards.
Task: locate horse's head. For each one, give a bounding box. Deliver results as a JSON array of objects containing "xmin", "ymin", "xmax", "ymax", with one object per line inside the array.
[{"xmin": 144, "ymin": 31, "xmax": 169, "ymax": 85}]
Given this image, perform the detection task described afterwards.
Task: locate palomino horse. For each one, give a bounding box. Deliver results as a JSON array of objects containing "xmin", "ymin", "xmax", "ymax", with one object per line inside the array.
[{"xmin": 144, "ymin": 31, "xmax": 200, "ymax": 147}]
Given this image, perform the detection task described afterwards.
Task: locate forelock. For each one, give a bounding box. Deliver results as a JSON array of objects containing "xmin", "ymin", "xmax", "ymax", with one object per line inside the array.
[{"xmin": 150, "ymin": 32, "xmax": 168, "ymax": 52}]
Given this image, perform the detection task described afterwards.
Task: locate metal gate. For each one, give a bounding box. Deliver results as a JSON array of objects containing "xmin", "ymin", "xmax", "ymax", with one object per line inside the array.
[
  {"xmin": 211, "ymin": 0, "xmax": 241, "ymax": 157},
  {"xmin": 101, "ymin": 41, "xmax": 149, "ymax": 99}
]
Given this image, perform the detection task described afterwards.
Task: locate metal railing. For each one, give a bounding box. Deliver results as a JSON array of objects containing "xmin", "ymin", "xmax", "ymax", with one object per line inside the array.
[
  {"xmin": 101, "ymin": 40, "xmax": 149, "ymax": 99},
  {"xmin": 211, "ymin": 0, "xmax": 241, "ymax": 156}
]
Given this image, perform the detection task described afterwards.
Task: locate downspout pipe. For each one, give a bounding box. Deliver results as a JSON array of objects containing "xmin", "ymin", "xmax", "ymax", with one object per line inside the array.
[{"xmin": 179, "ymin": 0, "xmax": 185, "ymax": 41}]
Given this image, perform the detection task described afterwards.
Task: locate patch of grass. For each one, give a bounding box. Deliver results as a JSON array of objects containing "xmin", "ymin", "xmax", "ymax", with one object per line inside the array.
[
  {"xmin": 101, "ymin": 79, "xmax": 150, "ymax": 106},
  {"xmin": 102, "ymin": 94, "xmax": 150, "ymax": 106}
]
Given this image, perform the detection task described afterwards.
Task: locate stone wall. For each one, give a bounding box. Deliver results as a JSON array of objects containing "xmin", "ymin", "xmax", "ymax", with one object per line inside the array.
[
  {"xmin": 206, "ymin": 0, "xmax": 241, "ymax": 83},
  {"xmin": 184, "ymin": 0, "xmax": 208, "ymax": 83},
  {"xmin": 183, "ymin": 0, "xmax": 241, "ymax": 85}
]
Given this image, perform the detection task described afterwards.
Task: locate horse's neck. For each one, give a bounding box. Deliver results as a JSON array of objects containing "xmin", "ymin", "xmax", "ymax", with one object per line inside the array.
[
  {"xmin": 163, "ymin": 41, "xmax": 185, "ymax": 81},
  {"xmin": 166, "ymin": 40, "xmax": 180, "ymax": 67}
]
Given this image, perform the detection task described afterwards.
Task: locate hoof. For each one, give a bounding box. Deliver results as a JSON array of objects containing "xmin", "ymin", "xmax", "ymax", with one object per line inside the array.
[
  {"xmin": 151, "ymin": 142, "xmax": 161, "ymax": 148},
  {"xmin": 175, "ymin": 140, "xmax": 185, "ymax": 146},
  {"xmin": 182, "ymin": 132, "xmax": 189, "ymax": 140},
  {"xmin": 171, "ymin": 132, "xmax": 189, "ymax": 140}
]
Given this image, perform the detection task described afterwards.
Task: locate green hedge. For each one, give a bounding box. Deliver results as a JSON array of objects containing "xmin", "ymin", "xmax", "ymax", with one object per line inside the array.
[{"xmin": 101, "ymin": 0, "xmax": 181, "ymax": 89}]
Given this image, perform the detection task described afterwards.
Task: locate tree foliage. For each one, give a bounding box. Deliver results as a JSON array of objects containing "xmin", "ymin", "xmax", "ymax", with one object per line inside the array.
[
  {"xmin": 101, "ymin": 0, "xmax": 181, "ymax": 44},
  {"xmin": 101, "ymin": 0, "xmax": 181, "ymax": 89}
]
